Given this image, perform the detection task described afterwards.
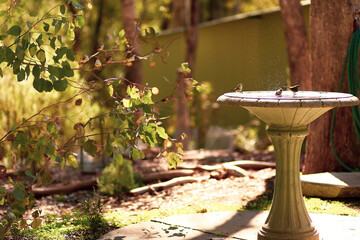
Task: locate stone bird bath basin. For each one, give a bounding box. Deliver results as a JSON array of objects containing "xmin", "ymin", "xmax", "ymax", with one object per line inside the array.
[{"xmin": 217, "ymin": 91, "xmax": 360, "ymax": 240}]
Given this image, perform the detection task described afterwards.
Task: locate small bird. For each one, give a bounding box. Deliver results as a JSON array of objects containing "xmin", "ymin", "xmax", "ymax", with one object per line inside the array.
[
  {"xmin": 95, "ymin": 59, "xmax": 102, "ymax": 70},
  {"xmin": 234, "ymin": 83, "xmax": 243, "ymax": 92},
  {"xmin": 289, "ymin": 84, "xmax": 300, "ymax": 94},
  {"xmin": 78, "ymin": 55, "xmax": 89, "ymax": 65},
  {"xmin": 282, "ymin": 84, "xmax": 288, "ymax": 91},
  {"xmin": 98, "ymin": 43, "xmax": 104, "ymax": 51},
  {"xmin": 105, "ymin": 56, "xmax": 112, "ymax": 64},
  {"xmin": 275, "ymin": 88, "xmax": 282, "ymax": 96}
]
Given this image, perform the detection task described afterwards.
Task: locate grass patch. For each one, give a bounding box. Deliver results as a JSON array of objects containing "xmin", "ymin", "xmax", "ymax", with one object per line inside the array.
[
  {"xmin": 243, "ymin": 195, "xmax": 360, "ymax": 217},
  {"xmin": 304, "ymin": 197, "xmax": 360, "ymax": 216},
  {"xmin": 105, "ymin": 201, "xmax": 243, "ymax": 228},
  {"xmin": 21, "ymin": 197, "xmax": 360, "ymax": 239}
]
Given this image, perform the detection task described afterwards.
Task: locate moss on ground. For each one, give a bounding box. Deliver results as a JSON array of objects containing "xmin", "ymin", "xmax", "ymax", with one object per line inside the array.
[{"xmin": 22, "ymin": 197, "xmax": 360, "ymax": 239}]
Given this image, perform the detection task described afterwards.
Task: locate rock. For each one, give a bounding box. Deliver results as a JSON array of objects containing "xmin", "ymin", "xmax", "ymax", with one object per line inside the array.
[{"xmin": 301, "ymin": 172, "xmax": 360, "ymax": 198}]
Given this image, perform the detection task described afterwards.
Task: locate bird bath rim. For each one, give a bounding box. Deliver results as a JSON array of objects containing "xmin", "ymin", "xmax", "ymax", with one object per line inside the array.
[
  {"xmin": 217, "ymin": 91, "xmax": 359, "ymax": 108},
  {"xmin": 217, "ymin": 91, "xmax": 360, "ymax": 127}
]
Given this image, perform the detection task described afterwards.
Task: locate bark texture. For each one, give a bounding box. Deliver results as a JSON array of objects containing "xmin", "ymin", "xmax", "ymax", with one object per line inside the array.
[
  {"xmin": 279, "ymin": 0, "xmax": 311, "ymax": 90},
  {"xmin": 121, "ymin": 0, "xmax": 143, "ymax": 85},
  {"xmin": 175, "ymin": 0, "xmax": 199, "ymax": 149},
  {"xmin": 304, "ymin": 0, "xmax": 360, "ymax": 173},
  {"xmin": 170, "ymin": 0, "xmax": 186, "ymax": 28}
]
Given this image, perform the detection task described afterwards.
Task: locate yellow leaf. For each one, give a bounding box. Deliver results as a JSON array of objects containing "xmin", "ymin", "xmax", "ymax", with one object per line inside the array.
[{"xmin": 66, "ymin": 154, "xmax": 78, "ymax": 168}]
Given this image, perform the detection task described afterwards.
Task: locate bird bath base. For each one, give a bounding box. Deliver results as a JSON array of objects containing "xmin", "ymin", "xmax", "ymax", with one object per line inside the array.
[{"xmin": 217, "ymin": 91, "xmax": 359, "ymax": 240}]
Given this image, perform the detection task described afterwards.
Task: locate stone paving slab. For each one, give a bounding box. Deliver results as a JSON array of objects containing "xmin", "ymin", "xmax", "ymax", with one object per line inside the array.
[
  {"xmin": 99, "ymin": 211, "xmax": 360, "ymax": 240},
  {"xmin": 301, "ymin": 172, "xmax": 360, "ymax": 198}
]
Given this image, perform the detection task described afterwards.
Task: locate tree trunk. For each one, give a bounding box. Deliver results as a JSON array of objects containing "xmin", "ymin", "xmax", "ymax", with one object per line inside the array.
[
  {"xmin": 121, "ymin": 0, "xmax": 143, "ymax": 85},
  {"xmin": 208, "ymin": 0, "xmax": 225, "ymax": 20},
  {"xmin": 304, "ymin": 0, "xmax": 360, "ymax": 173},
  {"xmin": 279, "ymin": 0, "xmax": 311, "ymax": 90},
  {"xmin": 175, "ymin": 0, "xmax": 199, "ymax": 149},
  {"xmin": 170, "ymin": 0, "xmax": 186, "ymax": 28}
]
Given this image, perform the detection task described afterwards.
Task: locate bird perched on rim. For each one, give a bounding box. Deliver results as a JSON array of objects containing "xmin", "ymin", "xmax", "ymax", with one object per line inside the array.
[
  {"xmin": 289, "ymin": 84, "xmax": 300, "ymax": 94},
  {"xmin": 282, "ymin": 84, "xmax": 288, "ymax": 91},
  {"xmin": 275, "ymin": 88, "xmax": 282, "ymax": 96},
  {"xmin": 233, "ymin": 83, "xmax": 243, "ymax": 92}
]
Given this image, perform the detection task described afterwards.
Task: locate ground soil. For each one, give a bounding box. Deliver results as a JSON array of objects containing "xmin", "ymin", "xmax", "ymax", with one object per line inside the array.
[
  {"xmin": 1, "ymin": 149, "xmax": 279, "ymax": 238},
  {"xmin": 23, "ymin": 150, "xmax": 277, "ymax": 215}
]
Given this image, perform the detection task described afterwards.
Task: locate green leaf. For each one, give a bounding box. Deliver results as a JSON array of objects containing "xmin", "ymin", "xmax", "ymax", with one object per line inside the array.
[
  {"xmin": 181, "ymin": 62, "xmax": 191, "ymax": 73},
  {"xmin": 44, "ymin": 80, "xmax": 53, "ymax": 92},
  {"xmin": 55, "ymin": 156, "xmax": 63, "ymax": 163},
  {"xmin": 21, "ymin": 33, "xmax": 30, "ymax": 51},
  {"xmin": 25, "ymin": 170, "xmax": 36, "ymax": 181},
  {"xmin": 66, "ymin": 49, "xmax": 75, "ymax": 61},
  {"xmin": 29, "ymin": 43, "xmax": 37, "ymax": 57},
  {"xmin": 84, "ymin": 139, "xmax": 97, "ymax": 156},
  {"xmin": 4, "ymin": 47, "xmax": 15, "ymax": 63},
  {"xmin": 46, "ymin": 142, "xmax": 55, "ymax": 155},
  {"xmin": 33, "ymin": 78, "xmax": 45, "ymax": 92},
  {"xmin": 55, "ymin": 47, "xmax": 67, "ymax": 60},
  {"xmin": 16, "ymin": 45, "xmax": 25, "ymax": 61},
  {"xmin": 66, "ymin": 154, "xmax": 78, "ymax": 168},
  {"xmin": 76, "ymin": 15, "xmax": 85, "ymax": 27},
  {"xmin": 13, "ymin": 188, "xmax": 25, "ymax": 201},
  {"xmin": 60, "ymin": 5, "xmax": 66, "ymax": 14},
  {"xmin": 166, "ymin": 152, "xmax": 182, "ymax": 169},
  {"xmin": 131, "ymin": 148, "xmax": 140, "ymax": 161},
  {"xmin": 13, "ymin": 58, "xmax": 21, "ymax": 74},
  {"xmin": 122, "ymin": 98, "xmax": 132, "ymax": 108},
  {"xmin": 157, "ymin": 127, "xmax": 168, "ymax": 139},
  {"xmin": 114, "ymin": 153, "xmax": 123, "ymax": 166},
  {"xmin": 7, "ymin": 209, "xmax": 16, "ymax": 220},
  {"xmin": 36, "ymin": 49, "xmax": 46, "ymax": 63},
  {"xmin": 53, "ymin": 79, "xmax": 68, "ymax": 91},
  {"xmin": 46, "ymin": 121, "xmax": 57, "ymax": 134},
  {"xmin": 50, "ymin": 37, "xmax": 56, "ymax": 49},
  {"xmin": 17, "ymin": 69, "xmax": 25, "ymax": 82},
  {"xmin": 16, "ymin": 131, "xmax": 27, "ymax": 142},
  {"xmin": 48, "ymin": 65, "xmax": 59, "ymax": 78},
  {"xmin": 36, "ymin": 33, "xmax": 43, "ymax": 45},
  {"xmin": 118, "ymin": 29, "xmax": 125, "ymax": 38},
  {"xmin": 43, "ymin": 22, "xmax": 50, "ymax": 32},
  {"xmin": 7, "ymin": 25, "xmax": 21, "ymax": 36},
  {"xmin": 32, "ymin": 65, "xmax": 40, "ymax": 79},
  {"xmin": 61, "ymin": 61, "xmax": 74, "ymax": 76}
]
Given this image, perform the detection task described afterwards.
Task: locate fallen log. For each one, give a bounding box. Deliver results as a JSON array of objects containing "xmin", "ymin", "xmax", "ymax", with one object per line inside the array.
[
  {"xmin": 32, "ymin": 178, "xmax": 97, "ymax": 197},
  {"xmin": 179, "ymin": 160, "xmax": 275, "ymax": 171},
  {"xmin": 226, "ymin": 160, "xmax": 276, "ymax": 169},
  {"xmin": 222, "ymin": 163, "xmax": 248, "ymax": 177},
  {"xmin": 130, "ymin": 175, "xmax": 210, "ymax": 196},
  {"xmin": 142, "ymin": 169, "xmax": 196, "ymax": 183}
]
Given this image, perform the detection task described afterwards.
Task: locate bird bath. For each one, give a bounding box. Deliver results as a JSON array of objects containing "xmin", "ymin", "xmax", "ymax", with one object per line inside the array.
[{"xmin": 217, "ymin": 91, "xmax": 360, "ymax": 240}]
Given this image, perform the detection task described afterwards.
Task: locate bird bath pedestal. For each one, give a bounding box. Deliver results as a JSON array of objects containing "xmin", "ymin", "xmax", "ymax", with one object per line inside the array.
[{"xmin": 217, "ymin": 91, "xmax": 359, "ymax": 240}]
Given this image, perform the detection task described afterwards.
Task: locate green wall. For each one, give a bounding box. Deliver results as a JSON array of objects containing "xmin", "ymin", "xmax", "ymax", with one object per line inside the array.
[{"xmin": 142, "ymin": 3, "xmax": 310, "ymax": 127}]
